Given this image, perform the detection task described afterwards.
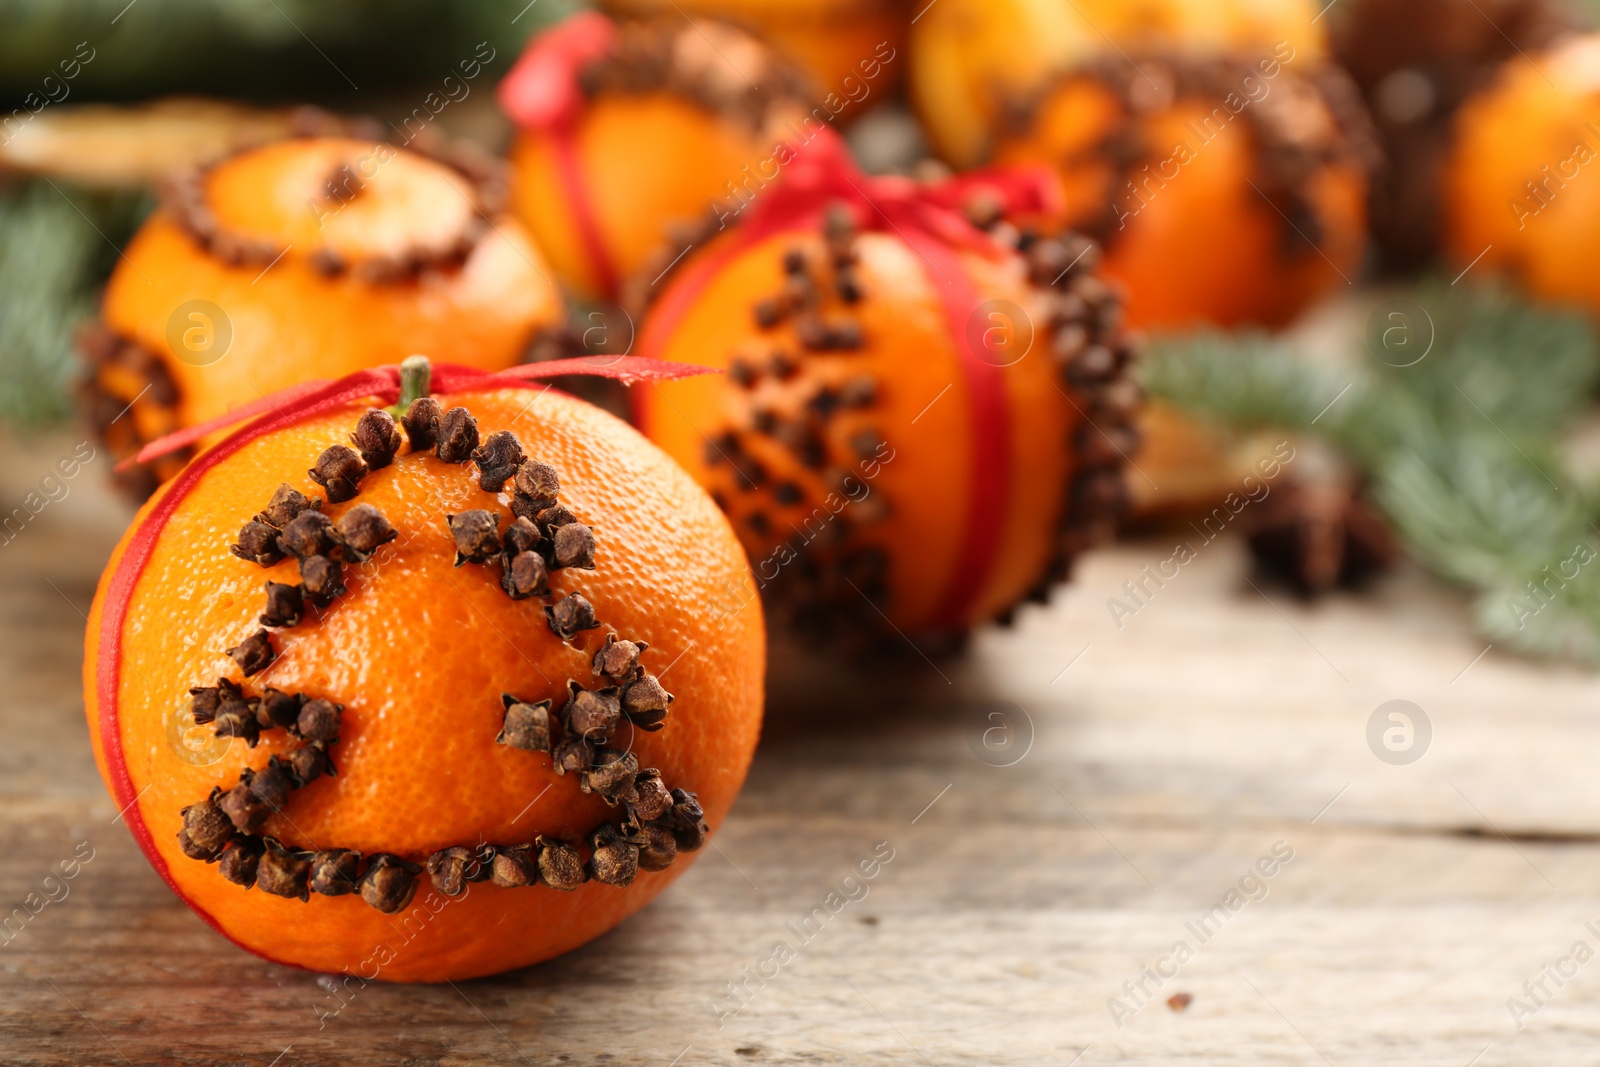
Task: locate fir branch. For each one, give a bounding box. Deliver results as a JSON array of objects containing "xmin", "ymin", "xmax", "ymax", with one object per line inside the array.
[
  {"xmin": 1142, "ymin": 330, "xmax": 1345, "ymax": 433},
  {"xmin": 0, "ymin": 180, "xmax": 148, "ymax": 424},
  {"xmin": 1474, "ymin": 541, "xmax": 1600, "ymax": 665},
  {"xmin": 1144, "ymin": 282, "xmax": 1600, "ymax": 664},
  {"xmin": 1371, "ymin": 281, "xmax": 1599, "ymax": 434},
  {"xmin": 1374, "ymin": 435, "xmax": 1582, "ymax": 586}
]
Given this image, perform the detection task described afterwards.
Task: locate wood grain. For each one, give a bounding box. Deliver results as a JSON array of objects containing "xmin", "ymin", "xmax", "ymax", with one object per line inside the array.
[{"xmin": 2, "ymin": 429, "xmax": 1598, "ymax": 1066}]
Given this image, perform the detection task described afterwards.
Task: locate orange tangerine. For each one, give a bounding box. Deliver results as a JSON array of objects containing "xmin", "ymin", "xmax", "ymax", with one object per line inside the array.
[
  {"xmin": 82, "ymin": 133, "xmax": 562, "ymax": 498},
  {"xmin": 632, "ymin": 133, "xmax": 1139, "ymax": 640},
  {"xmin": 501, "ymin": 13, "xmax": 813, "ymax": 300},
  {"xmin": 86, "ymin": 363, "xmax": 764, "ymax": 981}
]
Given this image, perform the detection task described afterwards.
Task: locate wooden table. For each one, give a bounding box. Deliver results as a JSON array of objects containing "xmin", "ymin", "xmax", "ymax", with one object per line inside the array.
[{"xmin": 3, "ymin": 428, "xmax": 1599, "ymax": 1066}]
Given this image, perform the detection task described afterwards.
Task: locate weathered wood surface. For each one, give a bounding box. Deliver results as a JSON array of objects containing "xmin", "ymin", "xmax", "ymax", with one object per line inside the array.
[{"xmin": 3, "ymin": 429, "xmax": 1600, "ymax": 1066}]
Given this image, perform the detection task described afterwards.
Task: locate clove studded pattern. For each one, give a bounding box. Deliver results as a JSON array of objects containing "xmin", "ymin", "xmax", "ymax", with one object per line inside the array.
[{"xmin": 177, "ymin": 401, "xmax": 709, "ymax": 914}]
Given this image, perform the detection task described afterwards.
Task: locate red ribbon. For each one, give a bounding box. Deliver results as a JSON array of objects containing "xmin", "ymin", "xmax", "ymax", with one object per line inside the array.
[
  {"xmin": 498, "ymin": 11, "xmax": 623, "ymax": 298},
  {"xmin": 118, "ymin": 355, "xmax": 714, "ymax": 473},
  {"xmin": 497, "ymin": 11, "xmax": 616, "ymax": 132},
  {"xmin": 637, "ymin": 128, "xmax": 1063, "ymax": 630}
]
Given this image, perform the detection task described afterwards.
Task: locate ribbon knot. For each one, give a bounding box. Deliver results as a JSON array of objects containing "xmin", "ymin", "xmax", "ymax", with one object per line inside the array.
[{"xmin": 738, "ymin": 126, "xmax": 1064, "ymax": 261}]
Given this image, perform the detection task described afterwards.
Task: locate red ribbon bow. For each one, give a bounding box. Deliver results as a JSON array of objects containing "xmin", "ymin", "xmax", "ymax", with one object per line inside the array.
[
  {"xmin": 737, "ymin": 126, "xmax": 1064, "ymax": 256},
  {"xmin": 118, "ymin": 356, "xmax": 715, "ymax": 473}
]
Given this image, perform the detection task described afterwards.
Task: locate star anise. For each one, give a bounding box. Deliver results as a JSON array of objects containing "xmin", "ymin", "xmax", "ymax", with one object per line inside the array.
[{"xmin": 1246, "ymin": 479, "xmax": 1398, "ymax": 597}]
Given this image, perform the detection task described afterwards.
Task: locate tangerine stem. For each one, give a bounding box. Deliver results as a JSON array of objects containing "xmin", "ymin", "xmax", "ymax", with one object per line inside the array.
[{"xmin": 392, "ymin": 355, "xmax": 432, "ymax": 415}]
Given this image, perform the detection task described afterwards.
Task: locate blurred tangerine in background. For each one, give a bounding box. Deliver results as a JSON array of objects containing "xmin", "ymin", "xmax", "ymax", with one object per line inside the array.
[
  {"xmin": 500, "ymin": 12, "xmax": 815, "ymax": 301},
  {"xmin": 81, "ymin": 128, "xmax": 562, "ymax": 497},
  {"xmin": 910, "ymin": 0, "xmax": 1366, "ymax": 332},
  {"xmin": 909, "ymin": 0, "xmax": 1328, "ymax": 170},
  {"xmin": 633, "ymin": 130, "xmax": 1139, "ymax": 644},
  {"xmin": 598, "ymin": 0, "xmax": 908, "ymax": 97},
  {"xmin": 1445, "ymin": 33, "xmax": 1600, "ymax": 315},
  {"xmin": 1332, "ymin": 0, "xmax": 1581, "ymax": 270}
]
